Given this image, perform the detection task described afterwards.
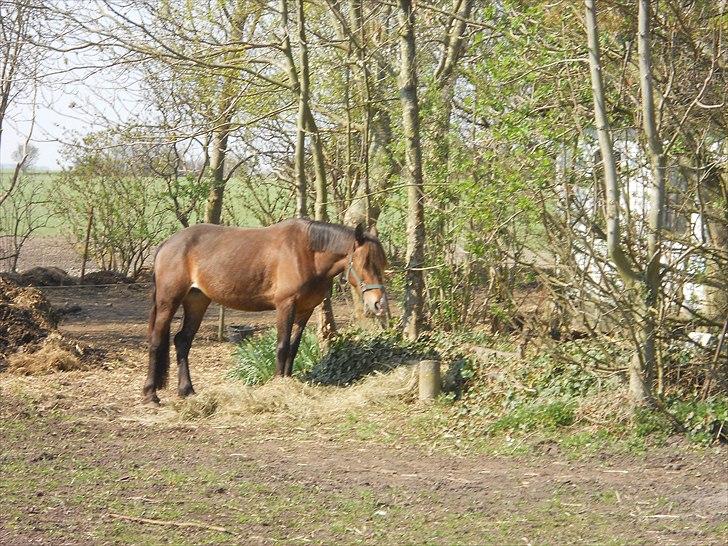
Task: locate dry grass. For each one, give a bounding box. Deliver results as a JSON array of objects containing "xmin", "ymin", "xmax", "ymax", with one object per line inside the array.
[
  {"xmin": 174, "ymin": 364, "xmax": 419, "ymax": 422},
  {"xmin": 6, "ymin": 334, "xmax": 89, "ymax": 375},
  {"xmin": 575, "ymin": 388, "xmax": 633, "ymax": 428},
  {"xmin": 1, "ymin": 339, "xmax": 420, "ymax": 431}
]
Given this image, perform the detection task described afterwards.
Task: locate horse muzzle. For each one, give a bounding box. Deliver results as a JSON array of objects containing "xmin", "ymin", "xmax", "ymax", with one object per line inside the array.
[{"xmin": 366, "ymin": 292, "xmax": 389, "ymax": 317}]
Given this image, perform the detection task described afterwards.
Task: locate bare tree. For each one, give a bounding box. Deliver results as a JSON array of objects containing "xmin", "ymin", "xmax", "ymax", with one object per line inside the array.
[
  {"xmin": 398, "ymin": 0, "xmax": 426, "ymax": 340},
  {"xmin": 0, "ymin": 0, "xmax": 42, "ymax": 208},
  {"xmin": 10, "ymin": 143, "xmax": 39, "ymax": 171}
]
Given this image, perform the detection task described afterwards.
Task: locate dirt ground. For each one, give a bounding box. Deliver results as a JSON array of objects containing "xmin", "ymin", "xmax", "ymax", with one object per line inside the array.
[{"xmin": 1, "ymin": 285, "xmax": 727, "ymax": 545}]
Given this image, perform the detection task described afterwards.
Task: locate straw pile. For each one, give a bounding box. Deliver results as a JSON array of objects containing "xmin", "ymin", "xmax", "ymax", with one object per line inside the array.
[
  {"xmin": 0, "ymin": 277, "xmax": 101, "ymax": 374},
  {"xmin": 175, "ymin": 364, "xmax": 420, "ymax": 421}
]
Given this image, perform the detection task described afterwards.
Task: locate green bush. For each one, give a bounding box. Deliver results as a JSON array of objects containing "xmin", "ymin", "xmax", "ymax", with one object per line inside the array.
[
  {"xmin": 667, "ymin": 397, "xmax": 728, "ymax": 445},
  {"xmin": 633, "ymin": 407, "xmax": 675, "ymax": 441},
  {"xmin": 304, "ymin": 329, "xmax": 438, "ymax": 386},
  {"xmin": 630, "ymin": 397, "xmax": 728, "ymax": 445},
  {"xmin": 228, "ymin": 328, "xmax": 320, "ymax": 385}
]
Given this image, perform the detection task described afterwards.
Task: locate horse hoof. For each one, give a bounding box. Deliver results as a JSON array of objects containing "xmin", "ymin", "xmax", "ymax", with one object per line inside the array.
[
  {"xmin": 178, "ymin": 386, "xmax": 196, "ymax": 398},
  {"xmin": 142, "ymin": 393, "xmax": 161, "ymax": 406}
]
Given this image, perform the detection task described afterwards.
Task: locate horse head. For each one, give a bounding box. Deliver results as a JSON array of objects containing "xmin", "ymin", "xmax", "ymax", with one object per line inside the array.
[{"xmin": 347, "ymin": 223, "xmax": 389, "ymax": 317}]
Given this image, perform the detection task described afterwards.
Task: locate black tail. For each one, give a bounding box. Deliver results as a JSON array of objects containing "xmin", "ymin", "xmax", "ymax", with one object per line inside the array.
[
  {"xmin": 147, "ymin": 272, "xmax": 170, "ymax": 390},
  {"xmin": 148, "ymin": 272, "xmax": 157, "ymax": 336}
]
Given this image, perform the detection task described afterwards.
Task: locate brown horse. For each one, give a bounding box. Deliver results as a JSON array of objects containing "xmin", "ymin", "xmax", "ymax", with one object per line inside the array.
[{"xmin": 143, "ymin": 219, "xmax": 388, "ymax": 404}]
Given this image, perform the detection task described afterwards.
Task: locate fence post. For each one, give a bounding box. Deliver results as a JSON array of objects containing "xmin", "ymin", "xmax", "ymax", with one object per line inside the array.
[
  {"xmin": 418, "ymin": 359, "xmax": 441, "ymax": 401},
  {"xmin": 218, "ymin": 305, "xmax": 226, "ymax": 341}
]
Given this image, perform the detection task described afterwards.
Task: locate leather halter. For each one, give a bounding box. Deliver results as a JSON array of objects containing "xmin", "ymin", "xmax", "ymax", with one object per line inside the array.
[{"xmin": 345, "ymin": 251, "xmax": 385, "ymax": 294}]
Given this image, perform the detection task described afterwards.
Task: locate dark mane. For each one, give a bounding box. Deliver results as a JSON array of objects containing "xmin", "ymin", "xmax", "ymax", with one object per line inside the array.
[{"xmin": 305, "ymin": 220, "xmax": 357, "ymax": 254}]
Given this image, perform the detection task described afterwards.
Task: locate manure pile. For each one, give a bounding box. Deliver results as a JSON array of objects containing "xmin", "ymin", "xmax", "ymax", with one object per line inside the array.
[
  {"xmin": 3, "ymin": 266, "xmax": 136, "ymax": 287},
  {"xmin": 0, "ymin": 277, "xmax": 101, "ymax": 374}
]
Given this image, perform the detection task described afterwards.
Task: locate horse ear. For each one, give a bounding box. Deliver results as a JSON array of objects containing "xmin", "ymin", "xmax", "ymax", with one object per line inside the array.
[
  {"xmin": 369, "ymin": 223, "xmax": 379, "ymax": 237},
  {"xmin": 354, "ymin": 222, "xmax": 366, "ymax": 244}
]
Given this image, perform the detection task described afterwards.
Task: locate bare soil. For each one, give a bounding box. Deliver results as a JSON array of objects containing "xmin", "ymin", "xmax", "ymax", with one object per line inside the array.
[{"xmin": 1, "ymin": 285, "xmax": 726, "ymax": 545}]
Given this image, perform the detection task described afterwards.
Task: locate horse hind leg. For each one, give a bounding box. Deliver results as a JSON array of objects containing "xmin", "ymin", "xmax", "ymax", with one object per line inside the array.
[
  {"xmin": 143, "ymin": 296, "xmax": 181, "ymax": 405},
  {"xmin": 174, "ymin": 288, "xmax": 211, "ymax": 398}
]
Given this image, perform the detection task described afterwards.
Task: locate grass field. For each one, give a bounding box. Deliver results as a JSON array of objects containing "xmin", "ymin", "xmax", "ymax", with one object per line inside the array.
[{"xmin": 0, "ymin": 169, "xmax": 274, "ymax": 238}]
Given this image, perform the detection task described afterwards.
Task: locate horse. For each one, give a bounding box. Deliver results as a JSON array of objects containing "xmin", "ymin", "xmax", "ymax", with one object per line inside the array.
[{"xmin": 143, "ymin": 219, "xmax": 388, "ymax": 404}]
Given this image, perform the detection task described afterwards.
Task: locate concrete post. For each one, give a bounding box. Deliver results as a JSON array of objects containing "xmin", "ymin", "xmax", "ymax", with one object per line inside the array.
[{"xmin": 418, "ymin": 359, "xmax": 441, "ymax": 401}]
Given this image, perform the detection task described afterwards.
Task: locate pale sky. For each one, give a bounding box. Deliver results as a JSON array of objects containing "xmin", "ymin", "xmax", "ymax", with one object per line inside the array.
[
  {"xmin": 1, "ymin": 38, "xmax": 145, "ymax": 171},
  {"xmin": 2, "ymin": 99, "xmax": 79, "ymax": 170}
]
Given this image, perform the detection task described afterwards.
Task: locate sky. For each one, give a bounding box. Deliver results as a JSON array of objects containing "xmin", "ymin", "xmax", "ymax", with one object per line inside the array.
[
  {"xmin": 1, "ymin": 97, "xmax": 80, "ymax": 170},
  {"xmin": 1, "ymin": 45, "xmax": 144, "ymax": 171},
  {"xmin": 0, "ymin": 76, "xmax": 143, "ymax": 171}
]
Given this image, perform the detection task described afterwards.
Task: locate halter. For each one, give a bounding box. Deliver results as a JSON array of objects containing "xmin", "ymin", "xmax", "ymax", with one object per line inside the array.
[{"xmin": 345, "ymin": 251, "xmax": 385, "ymax": 294}]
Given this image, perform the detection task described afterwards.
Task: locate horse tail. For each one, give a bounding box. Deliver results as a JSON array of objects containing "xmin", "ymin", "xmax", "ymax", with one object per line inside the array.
[
  {"xmin": 148, "ymin": 271, "xmax": 157, "ymax": 336},
  {"xmin": 147, "ymin": 269, "xmax": 170, "ymax": 390}
]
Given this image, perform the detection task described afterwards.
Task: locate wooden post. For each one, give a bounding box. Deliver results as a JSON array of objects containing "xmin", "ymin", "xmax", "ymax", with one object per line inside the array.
[
  {"xmin": 80, "ymin": 207, "xmax": 94, "ymax": 282},
  {"xmin": 218, "ymin": 305, "xmax": 226, "ymax": 341},
  {"xmin": 418, "ymin": 360, "xmax": 441, "ymax": 401}
]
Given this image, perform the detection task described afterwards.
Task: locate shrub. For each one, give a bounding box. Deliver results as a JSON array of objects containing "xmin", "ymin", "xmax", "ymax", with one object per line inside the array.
[
  {"xmin": 488, "ymin": 400, "xmax": 577, "ymax": 433},
  {"xmin": 228, "ymin": 328, "xmax": 320, "ymax": 385},
  {"xmin": 304, "ymin": 329, "xmax": 438, "ymax": 386}
]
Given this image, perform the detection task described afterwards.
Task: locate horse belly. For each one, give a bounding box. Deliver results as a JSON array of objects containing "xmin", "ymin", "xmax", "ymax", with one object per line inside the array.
[
  {"xmin": 219, "ymin": 295, "xmax": 276, "ymax": 312},
  {"xmin": 192, "ymin": 269, "xmax": 276, "ymax": 312}
]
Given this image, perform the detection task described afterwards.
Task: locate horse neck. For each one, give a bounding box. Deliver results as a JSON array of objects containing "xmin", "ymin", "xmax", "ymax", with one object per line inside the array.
[{"xmin": 314, "ymin": 250, "xmax": 350, "ymax": 279}]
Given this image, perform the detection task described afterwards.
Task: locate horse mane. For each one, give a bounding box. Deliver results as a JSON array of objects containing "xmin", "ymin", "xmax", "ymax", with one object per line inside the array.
[{"xmin": 305, "ymin": 220, "xmax": 357, "ymax": 254}]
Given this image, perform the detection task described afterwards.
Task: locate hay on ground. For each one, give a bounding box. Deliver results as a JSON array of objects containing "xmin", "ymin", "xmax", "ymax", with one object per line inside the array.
[
  {"xmin": 1, "ymin": 277, "xmax": 103, "ymax": 374},
  {"xmin": 175, "ymin": 364, "xmax": 419, "ymax": 421},
  {"xmin": 6, "ymin": 334, "xmax": 91, "ymax": 375},
  {"xmin": 575, "ymin": 389, "xmax": 632, "ymax": 428}
]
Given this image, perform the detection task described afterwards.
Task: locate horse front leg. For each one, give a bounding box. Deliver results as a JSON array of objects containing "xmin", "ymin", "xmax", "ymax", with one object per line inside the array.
[
  {"xmin": 284, "ymin": 309, "xmax": 314, "ymax": 377},
  {"xmin": 275, "ymin": 301, "xmax": 296, "ymax": 377}
]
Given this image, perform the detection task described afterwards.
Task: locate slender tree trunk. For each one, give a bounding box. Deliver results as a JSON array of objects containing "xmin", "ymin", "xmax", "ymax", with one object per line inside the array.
[
  {"xmin": 702, "ymin": 163, "xmax": 728, "ymax": 320},
  {"xmin": 202, "ymin": 9, "xmax": 242, "ymax": 225},
  {"xmin": 294, "ymin": 112, "xmax": 307, "ymax": 217},
  {"xmin": 280, "ymin": 0, "xmax": 307, "ymax": 218},
  {"xmin": 585, "ymin": 0, "xmax": 651, "ymax": 404},
  {"xmin": 430, "ymin": 0, "xmax": 474, "ymax": 179},
  {"xmin": 290, "ymin": 0, "xmax": 335, "ymax": 337},
  {"xmin": 635, "ymin": 0, "xmax": 665, "ymax": 405},
  {"xmin": 293, "ymin": 0, "xmax": 308, "ymax": 218},
  {"xmin": 204, "ymin": 128, "xmax": 230, "ymax": 224},
  {"xmin": 304, "ymin": 106, "xmax": 328, "ymax": 222},
  {"xmin": 584, "ymin": 0, "xmax": 638, "ymax": 284},
  {"xmin": 398, "ymin": 0, "xmax": 426, "ymax": 341}
]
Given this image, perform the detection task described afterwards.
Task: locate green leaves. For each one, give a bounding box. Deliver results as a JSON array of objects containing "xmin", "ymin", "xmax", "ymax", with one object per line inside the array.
[
  {"xmin": 228, "ymin": 328, "xmax": 320, "ymax": 385},
  {"xmin": 304, "ymin": 329, "xmax": 438, "ymax": 387}
]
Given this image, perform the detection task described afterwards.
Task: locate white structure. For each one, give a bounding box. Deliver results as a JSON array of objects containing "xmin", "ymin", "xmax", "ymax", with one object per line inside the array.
[{"xmin": 556, "ymin": 129, "xmax": 725, "ymax": 315}]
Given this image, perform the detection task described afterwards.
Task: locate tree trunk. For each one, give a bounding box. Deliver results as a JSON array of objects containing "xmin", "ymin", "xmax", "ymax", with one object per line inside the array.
[
  {"xmin": 290, "ymin": 0, "xmax": 336, "ymax": 338},
  {"xmin": 202, "ymin": 9, "xmax": 242, "ymax": 225},
  {"xmin": 204, "ymin": 128, "xmax": 230, "ymax": 224},
  {"xmin": 397, "ymin": 0, "xmax": 426, "ymax": 341},
  {"xmin": 584, "ymin": 0, "xmax": 638, "ymax": 284},
  {"xmin": 703, "ymin": 165, "xmax": 728, "ymax": 320},
  {"xmin": 294, "ymin": 0, "xmax": 310, "ymax": 220},
  {"xmin": 430, "ymin": 0, "xmax": 474, "ymax": 180},
  {"xmin": 634, "ymin": 0, "xmax": 666, "ymax": 405},
  {"xmin": 585, "ymin": 0, "xmax": 652, "ymax": 404},
  {"xmin": 280, "ymin": 0, "xmax": 307, "ymax": 218}
]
